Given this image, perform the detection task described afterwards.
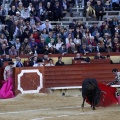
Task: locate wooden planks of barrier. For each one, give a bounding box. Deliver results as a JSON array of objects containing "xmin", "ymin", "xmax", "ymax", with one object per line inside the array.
[{"xmin": 0, "ymin": 63, "xmax": 120, "ymax": 96}]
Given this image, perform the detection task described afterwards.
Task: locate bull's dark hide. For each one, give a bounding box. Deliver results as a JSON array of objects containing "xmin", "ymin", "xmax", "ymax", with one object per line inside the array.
[{"xmin": 81, "ymin": 78, "xmax": 101, "ymax": 110}]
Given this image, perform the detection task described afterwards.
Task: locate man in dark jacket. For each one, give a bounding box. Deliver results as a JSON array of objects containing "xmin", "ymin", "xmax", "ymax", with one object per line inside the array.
[
  {"xmin": 95, "ymin": 0, "xmax": 104, "ymax": 21},
  {"xmin": 53, "ymin": 1, "xmax": 62, "ymax": 21},
  {"xmin": 55, "ymin": 56, "xmax": 65, "ymax": 66}
]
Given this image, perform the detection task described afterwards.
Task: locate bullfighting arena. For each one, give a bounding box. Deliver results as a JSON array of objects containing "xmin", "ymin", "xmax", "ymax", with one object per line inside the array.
[{"xmin": 0, "ymin": 93, "xmax": 120, "ymax": 120}]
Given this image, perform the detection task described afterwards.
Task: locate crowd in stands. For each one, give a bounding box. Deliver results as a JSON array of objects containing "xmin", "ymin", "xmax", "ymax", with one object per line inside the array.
[{"xmin": 0, "ymin": 0, "xmax": 120, "ymax": 67}]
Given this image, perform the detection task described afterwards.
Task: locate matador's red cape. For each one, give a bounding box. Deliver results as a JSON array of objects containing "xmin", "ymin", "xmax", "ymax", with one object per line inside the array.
[
  {"xmin": 86, "ymin": 83, "xmax": 118, "ymax": 107},
  {"xmin": 98, "ymin": 83, "xmax": 118, "ymax": 107}
]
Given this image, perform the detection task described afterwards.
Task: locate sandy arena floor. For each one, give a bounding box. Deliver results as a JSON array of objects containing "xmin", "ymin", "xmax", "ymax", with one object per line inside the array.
[{"xmin": 0, "ymin": 93, "xmax": 120, "ymax": 120}]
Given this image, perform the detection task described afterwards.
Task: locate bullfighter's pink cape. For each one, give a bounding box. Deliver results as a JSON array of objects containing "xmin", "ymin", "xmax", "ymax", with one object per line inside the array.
[{"xmin": 0, "ymin": 77, "xmax": 14, "ymax": 99}]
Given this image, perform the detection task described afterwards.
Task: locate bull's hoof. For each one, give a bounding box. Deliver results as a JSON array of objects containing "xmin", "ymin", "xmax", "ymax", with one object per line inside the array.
[
  {"xmin": 93, "ymin": 107, "xmax": 96, "ymax": 110},
  {"xmin": 81, "ymin": 104, "xmax": 84, "ymax": 109}
]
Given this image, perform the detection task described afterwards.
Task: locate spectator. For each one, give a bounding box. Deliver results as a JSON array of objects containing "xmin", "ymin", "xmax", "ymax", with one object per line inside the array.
[
  {"xmin": 41, "ymin": 28, "xmax": 48, "ymax": 40},
  {"xmin": 83, "ymin": 1, "xmax": 96, "ymax": 18},
  {"xmin": 41, "ymin": 19, "xmax": 52, "ymax": 31},
  {"xmin": 96, "ymin": 42, "xmax": 106, "ymax": 52},
  {"xmin": 112, "ymin": 0, "xmax": 120, "ymax": 10},
  {"xmin": 9, "ymin": 45, "xmax": 17, "ymax": 55},
  {"xmin": 24, "ymin": 45, "xmax": 33, "ymax": 55},
  {"xmin": 37, "ymin": 2, "xmax": 46, "ymax": 21},
  {"xmin": 28, "ymin": 56, "xmax": 38, "ymax": 66},
  {"xmin": 45, "ymin": 2, "xmax": 53, "ymax": 21},
  {"xmin": 59, "ymin": 44, "xmax": 68, "ymax": 55},
  {"xmin": 79, "ymin": 44, "xmax": 89, "ymax": 55},
  {"xmin": 94, "ymin": 52, "xmax": 106, "ymax": 59},
  {"xmin": 14, "ymin": 38, "xmax": 21, "ymax": 54},
  {"xmin": 53, "ymin": 1, "xmax": 62, "ymax": 21},
  {"xmin": 17, "ymin": 2, "xmax": 24, "ymax": 13},
  {"xmin": 0, "ymin": 44, "xmax": 9, "ymax": 55},
  {"xmin": 32, "ymin": 45, "xmax": 42, "ymax": 54},
  {"xmin": 49, "ymin": 45, "xmax": 59, "ymax": 54},
  {"xmin": 55, "ymin": 56, "xmax": 65, "ymax": 66},
  {"xmin": 21, "ymin": 7, "xmax": 30, "ymax": 20},
  {"xmin": 56, "ymin": 38, "xmax": 63, "ymax": 50},
  {"xmin": 45, "ymin": 31, "xmax": 54, "ymax": 44},
  {"xmin": 8, "ymin": 5, "xmax": 17, "ymax": 16},
  {"xmin": 14, "ymin": 56, "xmax": 24, "ymax": 67},
  {"xmin": 68, "ymin": 43, "xmax": 77, "ymax": 53},
  {"xmin": 3, "ymin": 54, "xmax": 12, "ymax": 62},
  {"xmin": 95, "ymin": 0, "xmax": 104, "ymax": 21},
  {"xmin": 45, "ymin": 58, "xmax": 55, "ymax": 66},
  {"xmin": 33, "ymin": 58, "xmax": 44, "ymax": 67}
]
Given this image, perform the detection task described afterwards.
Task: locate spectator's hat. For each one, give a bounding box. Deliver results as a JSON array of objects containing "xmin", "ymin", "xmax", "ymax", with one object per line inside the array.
[{"xmin": 8, "ymin": 61, "xmax": 14, "ymax": 65}]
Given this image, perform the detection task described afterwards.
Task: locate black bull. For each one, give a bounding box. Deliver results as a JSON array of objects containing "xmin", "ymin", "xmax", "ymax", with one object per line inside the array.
[{"xmin": 81, "ymin": 78, "xmax": 101, "ymax": 110}]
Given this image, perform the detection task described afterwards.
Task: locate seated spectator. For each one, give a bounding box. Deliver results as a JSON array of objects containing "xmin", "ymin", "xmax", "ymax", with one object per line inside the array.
[
  {"xmin": 95, "ymin": 0, "xmax": 104, "ymax": 21},
  {"xmin": 0, "ymin": 44, "xmax": 9, "ymax": 55},
  {"xmin": 55, "ymin": 56, "xmax": 65, "ymax": 66},
  {"xmin": 41, "ymin": 28, "xmax": 48, "ymax": 40},
  {"xmin": 21, "ymin": 7, "xmax": 30, "ymax": 20},
  {"xmin": 49, "ymin": 45, "xmax": 59, "ymax": 54},
  {"xmin": 29, "ymin": 53, "xmax": 39, "ymax": 61},
  {"xmin": 8, "ymin": 5, "xmax": 17, "ymax": 16},
  {"xmin": 9, "ymin": 45, "xmax": 17, "ymax": 55},
  {"xmin": 83, "ymin": 1, "xmax": 96, "ymax": 18},
  {"xmin": 45, "ymin": 59, "xmax": 55, "ymax": 66},
  {"xmin": 45, "ymin": 31, "xmax": 54, "ymax": 44},
  {"xmin": 30, "ymin": 38, "xmax": 37, "ymax": 49},
  {"xmin": 55, "ymin": 38, "xmax": 63, "ymax": 50},
  {"xmin": 59, "ymin": 44, "xmax": 68, "ymax": 55},
  {"xmin": 68, "ymin": 43, "xmax": 78, "ymax": 54},
  {"xmin": 3, "ymin": 55, "xmax": 12, "ymax": 62},
  {"xmin": 28, "ymin": 56, "xmax": 38, "ymax": 66},
  {"xmin": 2, "ymin": 39, "xmax": 12, "ymax": 49},
  {"xmin": 94, "ymin": 52, "xmax": 106, "ymax": 59},
  {"xmin": 89, "ymin": 23, "xmax": 101, "ymax": 35},
  {"xmin": 43, "ymin": 45, "xmax": 51, "ymax": 54},
  {"xmin": 79, "ymin": 44, "xmax": 89, "ymax": 55},
  {"xmin": 32, "ymin": 45, "xmax": 42, "ymax": 54},
  {"xmin": 14, "ymin": 56, "xmax": 24, "ymax": 67},
  {"xmin": 24, "ymin": 45, "xmax": 33, "ymax": 55},
  {"xmin": 96, "ymin": 42, "xmax": 106, "ymax": 52},
  {"xmin": 37, "ymin": 38, "xmax": 47, "ymax": 53},
  {"xmin": 88, "ymin": 36, "xmax": 97, "ymax": 47},
  {"xmin": 41, "ymin": 19, "xmax": 52, "ymax": 31},
  {"xmin": 14, "ymin": 38, "xmax": 21, "ymax": 54},
  {"xmin": 48, "ymin": 38, "xmax": 55, "ymax": 48},
  {"xmin": 88, "ymin": 44, "xmax": 96, "ymax": 53},
  {"xmin": 113, "ymin": 43, "xmax": 120, "ymax": 52},
  {"xmin": 104, "ymin": 0, "xmax": 112, "ymax": 11},
  {"xmin": 105, "ymin": 41, "xmax": 113, "ymax": 52},
  {"xmin": 21, "ymin": 38, "xmax": 30, "ymax": 50},
  {"xmin": 112, "ymin": 17, "xmax": 119, "ymax": 27},
  {"xmin": 74, "ymin": 53, "xmax": 90, "ymax": 62},
  {"xmin": 103, "ymin": 25, "xmax": 111, "ymax": 36},
  {"xmin": 33, "ymin": 58, "xmax": 44, "ymax": 67},
  {"xmin": 42, "ymin": 52, "xmax": 50, "ymax": 62},
  {"xmin": 112, "ymin": 0, "xmax": 120, "ymax": 10}
]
